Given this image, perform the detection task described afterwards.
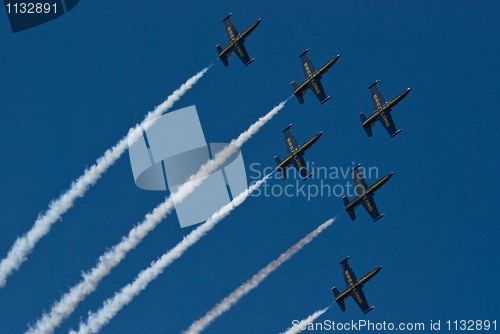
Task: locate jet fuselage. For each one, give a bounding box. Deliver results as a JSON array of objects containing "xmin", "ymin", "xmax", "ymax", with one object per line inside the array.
[
  {"xmin": 276, "ymin": 131, "xmax": 323, "ymax": 170},
  {"xmin": 219, "ymin": 19, "xmax": 261, "ymax": 58},
  {"xmin": 293, "ymin": 55, "xmax": 340, "ymax": 99},
  {"xmin": 335, "ymin": 266, "xmax": 382, "ymax": 303},
  {"xmin": 362, "ymin": 88, "xmax": 412, "ymax": 128},
  {"xmin": 345, "ymin": 172, "xmax": 394, "ymax": 212}
]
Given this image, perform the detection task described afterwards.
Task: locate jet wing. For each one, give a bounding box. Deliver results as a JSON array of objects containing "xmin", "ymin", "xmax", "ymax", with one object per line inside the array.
[
  {"xmin": 223, "ymin": 15, "xmax": 239, "ymax": 43},
  {"xmin": 291, "ymin": 152, "xmax": 309, "ymax": 179},
  {"xmin": 297, "ymin": 132, "xmax": 323, "ymax": 155},
  {"xmin": 233, "ymin": 41, "xmax": 251, "ymax": 66},
  {"xmin": 300, "ymin": 50, "xmax": 316, "ymax": 80},
  {"xmin": 378, "ymin": 109, "xmax": 399, "ymax": 137},
  {"xmin": 309, "ymin": 78, "xmax": 328, "ymax": 104},
  {"xmin": 350, "ymin": 286, "xmax": 371, "ymax": 314},
  {"xmin": 314, "ymin": 56, "xmax": 340, "ymax": 79},
  {"xmin": 352, "ymin": 166, "xmax": 369, "ymax": 196},
  {"xmin": 283, "ymin": 126, "xmax": 310, "ymax": 178},
  {"xmin": 238, "ymin": 19, "xmax": 261, "ymax": 41},
  {"xmin": 283, "ymin": 125, "xmax": 299, "ymax": 155},
  {"xmin": 369, "ymin": 81, "xmax": 386, "ymax": 112},
  {"xmin": 340, "ymin": 258, "xmax": 358, "ymax": 287},
  {"xmin": 360, "ymin": 193, "xmax": 382, "ymax": 221}
]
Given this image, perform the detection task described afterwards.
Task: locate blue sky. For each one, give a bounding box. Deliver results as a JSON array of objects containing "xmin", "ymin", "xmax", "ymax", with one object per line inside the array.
[{"xmin": 1, "ymin": 1, "xmax": 499, "ymax": 333}]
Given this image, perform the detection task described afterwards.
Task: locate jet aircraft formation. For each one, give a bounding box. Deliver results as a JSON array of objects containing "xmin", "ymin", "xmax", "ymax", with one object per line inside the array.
[{"xmin": 215, "ymin": 13, "xmax": 412, "ymax": 314}]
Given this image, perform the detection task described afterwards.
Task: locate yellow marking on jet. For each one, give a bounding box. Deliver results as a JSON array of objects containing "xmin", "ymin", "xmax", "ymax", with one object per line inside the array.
[
  {"xmin": 294, "ymin": 82, "xmax": 308, "ymax": 94},
  {"xmin": 353, "ymin": 289, "xmax": 363, "ymax": 304},
  {"xmin": 381, "ymin": 112, "xmax": 391, "ymax": 127},
  {"xmin": 304, "ymin": 63, "xmax": 312, "ymax": 77},
  {"xmin": 359, "ymin": 271, "xmax": 377, "ymax": 283},
  {"xmin": 220, "ymin": 42, "xmax": 235, "ymax": 55},
  {"xmin": 293, "ymin": 154, "xmax": 302, "ymax": 169},
  {"xmin": 315, "ymin": 58, "xmax": 337, "ymax": 76},
  {"xmin": 296, "ymin": 135, "xmax": 319, "ymax": 152},
  {"xmin": 227, "ymin": 27, "xmax": 235, "ymax": 40},
  {"xmin": 373, "ymin": 94, "xmax": 382, "ymax": 109},
  {"xmin": 337, "ymin": 287, "xmax": 352, "ymax": 299},
  {"xmin": 277, "ymin": 153, "xmax": 301, "ymax": 170},
  {"xmin": 345, "ymin": 196, "xmax": 362, "ymax": 211},
  {"xmin": 301, "ymin": 63, "xmax": 322, "ymax": 94},
  {"xmin": 310, "ymin": 80, "xmax": 321, "ymax": 94},
  {"xmin": 367, "ymin": 176, "xmax": 390, "ymax": 192},
  {"xmin": 240, "ymin": 21, "xmax": 260, "ymax": 38},
  {"xmin": 341, "ymin": 270, "xmax": 364, "ymax": 304},
  {"xmin": 363, "ymin": 196, "xmax": 373, "ymax": 211},
  {"xmin": 234, "ymin": 43, "xmax": 244, "ymax": 57},
  {"xmin": 278, "ymin": 155, "xmax": 293, "ymax": 167},
  {"xmin": 364, "ymin": 111, "xmax": 380, "ymax": 125}
]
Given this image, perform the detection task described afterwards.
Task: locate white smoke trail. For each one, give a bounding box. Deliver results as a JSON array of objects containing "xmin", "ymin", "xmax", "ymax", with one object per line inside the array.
[
  {"xmin": 27, "ymin": 99, "xmax": 289, "ymax": 334},
  {"xmin": 70, "ymin": 172, "xmax": 275, "ymax": 334},
  {"xmin": 182, "ymin": 214, "xmax": 341, "ymax": 334},
  {"xmin": 0, "ymin": 66, "xmax": 211, "ymax": 289},
  {"xmin": 280, "ymin": 306, "xmax": 330, "ymax": 334}
]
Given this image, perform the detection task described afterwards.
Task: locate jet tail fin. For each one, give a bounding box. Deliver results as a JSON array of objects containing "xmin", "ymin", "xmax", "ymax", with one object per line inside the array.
[
  {"xmin": 360, "ymin": 113, "xmax": 373, "ymax": 138},
  {"xmin": 360, "ymin": 113, "xmax": 367, "ymax": 123},
  {"xmin": 220, "ymin": 56, "xmax": 229, "ymax": 68},
  {"xmin": 216, "ymin": 45, "xmax": 229, "ymax": 67},
  {"xmin": 347, "ymin": 210, "xmax": 356, "ymax": 221},
  {"xmin": 332, "ymin": 287, "xmax": 347, "ymax": 312},
  {"xmin": 274, "ymin": 156, "xmax": 287, "ymax": 180},
  {"xmin": 291, "ymin": 81, "xmax": 305, "ymax": 105},
  {"xmin": 278, "ymin": 167, "xmax": 287, "ymax": 180},
  {"xmin": 342, "ymin": 196, "xmax": 356, "ymax": 221},
  {"xmin": 295, "ymin": 94, "xmax": 304, "ymax": 105},
  {"xmin": 337, "ymin": 299, "xmax": 346, "ymax": 312}
]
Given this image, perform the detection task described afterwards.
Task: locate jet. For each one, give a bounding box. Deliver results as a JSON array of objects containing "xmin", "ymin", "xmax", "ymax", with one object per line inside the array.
[
  {"xmin": 215, "ymin": 13, "xmax": 262, "ymax": 68},
  {"xmin": 360, "ymin": 80, "xmax": 412, "ymax": 138},
  {"xmin": 342, "ymin": 164, "xmax": 393, "ymax": 222},
  {"xmin": 274, "ymin": 124, "xmax": 323, "ymax": 181},
  {"xmin": 332, "ymin": 256, "xmax": 382, "ymax": 314},
  {"xmin": 291, "ymin": 49, "xmax": 340, "ymax": 105}
]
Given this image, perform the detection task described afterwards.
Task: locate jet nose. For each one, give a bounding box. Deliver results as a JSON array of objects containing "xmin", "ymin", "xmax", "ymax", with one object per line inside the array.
[{"xmin": 407, "ymin": 87, "xmax": 413, "ymax": 92}]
